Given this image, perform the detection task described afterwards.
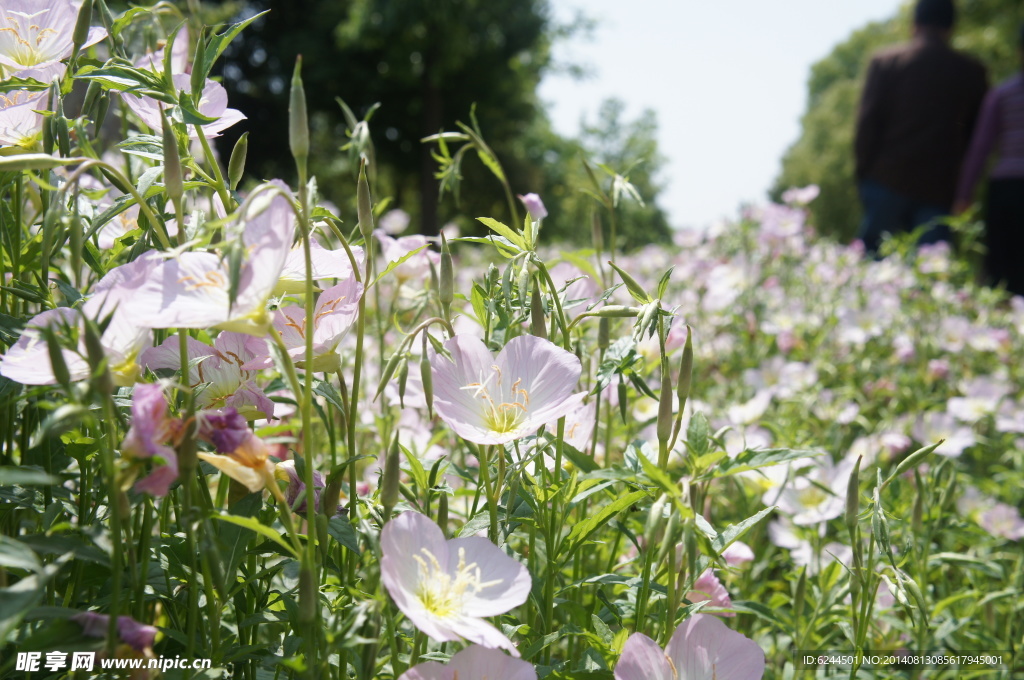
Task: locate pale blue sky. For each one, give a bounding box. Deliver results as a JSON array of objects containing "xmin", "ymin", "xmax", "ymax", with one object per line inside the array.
[{"xmin": 539, "ymin": 0, "xmax": 906, "ymax": 229}]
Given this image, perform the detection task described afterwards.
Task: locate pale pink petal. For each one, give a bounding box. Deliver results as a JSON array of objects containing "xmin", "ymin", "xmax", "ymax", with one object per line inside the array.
[
  {"xmin": 615, "ymin": 633, "xmax": 674, "ymax": 680},
  {"xmin": 0, "ymin": 308, "xmax": 89, "ymax": 384},
  {"xmin": 449, "ymin": 537, "xmax": 530, "ymax": 617},
  {"xmin": 666, "ymin": 614, "xmax": 765, "ymax": 680},
  {"xmin": 447, "ymin": 645, "xmax": 536, "ymax": 680},
  {"xmin": 398, "ymin": 661, "xmax": 452, "ymax": 680}
]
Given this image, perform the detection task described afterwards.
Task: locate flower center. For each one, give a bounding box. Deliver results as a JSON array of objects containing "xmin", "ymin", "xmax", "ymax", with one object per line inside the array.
[
  {"xmin": 1, "ymin": 11, "xmax": 60, "ymax": 67},
  {"xmin": 797, "ymin": 485, "xmax": 827, "ymax": 508},
  {"xmin": 413, "ymin": 546, "xmax": 502, "ymax": 619},
  {"xmin": 463, "ymin": 366, "xmax": 531, "ymax": 435}
]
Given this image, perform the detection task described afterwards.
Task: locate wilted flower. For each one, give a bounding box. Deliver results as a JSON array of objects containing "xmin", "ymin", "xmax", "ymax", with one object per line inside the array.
[
  {"xmin": 398, "ymin": 645, "xmax": 536, "ymax": 680},
  {"xmin": 122, "ymin": 383, "xmax": 183, "ymax": 497},
  {"xmin": 72, "ymin": 612, "xmax": 158, "ymax": 652},
  {"xmin": 197, "ymin": 428, "xmax": 277, "ymax": 494},
  {"xmin": 431, "ymin": 334, "xmax": 586, "ymax": 445},
  {"xmin": 274, "ymin": 459, "xmax": 335, "ymax": 515},
  {"xmin": 380, "ymin": 511, "xmax": 531, "ymax": 655},
  {"xmin": 614, "ymin": 614, "xmax": 765, "ymax": 680}
]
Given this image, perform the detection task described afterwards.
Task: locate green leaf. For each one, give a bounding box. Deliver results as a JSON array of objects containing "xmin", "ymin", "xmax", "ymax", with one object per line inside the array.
[
  {"xmin": 193, "ymin": 12, "xmax": 270, "ymax": 85},
  {"xmin": 563, "ymin": 490, "xmax": 647, "ymax": 561},
  {"xmin": 475, "ymin": 217, "xmax": 525, "ymax": 249},
  {"xmin": 0, "ymin": 467, "xmax": 59, "ymax": 486},
  {"xmin": 327, "ymin": 516, "xmax": 360, "ymax": 553},
  {"xmin": 74, "ymin": 64, "xmax": 169, "ymax": 97},
  {"xmin": 713, "ymin": 448, "xmax": 821, "ymax": 477},
  {"xmin": 370, "ymin": 244, "xmax": 429, "ymax": 288},
  {"xmin": 686, "ymin": 411, "xmax": 710, "ymax": 456},
  {"xmin": 211, "ymin": 513, "xmax": 297, "ymax": 558},
  {"xmin": 0, "ymin": 536, "xmax": 41, "ymax": 572},
  {"xmin": 711, "ymin": 506, "xmax": 776, "ymax": 554}
]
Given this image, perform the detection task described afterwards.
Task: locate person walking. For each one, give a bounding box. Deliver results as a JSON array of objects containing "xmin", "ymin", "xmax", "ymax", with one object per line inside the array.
[
  {"xmin": 955, "ymin": 25, "xmax": 1024, "ymax": 297},
  {"xmin": 854, "ymin": 0, "xmax": 988, "ymax": 254}
]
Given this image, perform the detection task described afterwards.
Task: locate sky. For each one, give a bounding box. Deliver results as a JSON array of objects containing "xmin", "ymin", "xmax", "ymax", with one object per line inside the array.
[{"xmin": 538, "ymin": 0, "xmax": 906, "ymax": 230}]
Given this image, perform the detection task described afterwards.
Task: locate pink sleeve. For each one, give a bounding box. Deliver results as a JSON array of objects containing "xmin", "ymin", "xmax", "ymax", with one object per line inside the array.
[{"xmin": 956, "ymin": 87, "xmax": 1002, "ymax": 204}]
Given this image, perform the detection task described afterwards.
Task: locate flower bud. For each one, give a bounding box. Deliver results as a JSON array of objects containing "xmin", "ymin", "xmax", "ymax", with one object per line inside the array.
[
  {"xmin": 437, "ymin": 491, "xmax": 449, "ymax": 537},
  {"xmin": 643, "ymin": 494, "xmax": 669, "ymax": 550},
  {"xmin": 381, "ymin": 434, "xmax": 401, "ymax": 514},
  {"xmin": 82, "ymin": 316, "xmax": 113, "ymax": 395},
  {"xmin": 420, "ymin": 352, "xmax": 434, "ymax": 418},
  {"xmin": 375, "ymin": 352, "xmax": 405, "ymax": 401},
  {"xmin": 794, "ymin": 566, "xmax": 807, "ymax": 618},
  {"xmin": 677, "ymin": 326, "xmax": 693, "ymax": 410},
  {"xmin": 590, "ymin": 305, "xmax": 641, "ymax": 319},
  {"xmin": 609, "ymin": 261, "xmax": 651, "ymax": 304},
  {"xmin": 530, "ymin": 284, "xmax": 546, "ymax": 339},
  {"xmin": 598, "ymin": 317, "xmax": 610, "ymax": 350},
  {"xmin": 617, "ymin": 381, "xmax": 628, "ymax": 424},
  {"xmin": 72, "ymin": 0, "xmax": 93, "ymax": 53},
  {"xmin": 518, "ymin": 193, "xmax": 547, "ymax": 220},
  {"xmin": 657, "ymin": 367, "xmax": 673, "ymax": 448},
  {"xmin": 357, "ymin": 160, "xmax": 373, "ymax": 242},
  {"xmin": 322, "ymin": 474, "xmax": 344, "ymax": 518},
  {"xmin": 160, "ymin": 108, "xmax": 182, "ymax": 202},
  {"xmin": 228, "ymin": 131, "xmax": 248, "ymax": 190},
  {"xmin": 845, "ymin": 455, "xmax": 861, "ymax": 539},
  {"xmin": 298, "ymin": 566, "xmax": 316, "ymax": 624},
  {"xmin": 288, "ymin": 56, "xmax": 309, "ymax": 174},
  {"xmin": 440, "ymin": 231, "xmax": 454, "ymax": 316},
  {"xmin": 397, "ymin": 356, "xmax": 409, "ymax": 409}
]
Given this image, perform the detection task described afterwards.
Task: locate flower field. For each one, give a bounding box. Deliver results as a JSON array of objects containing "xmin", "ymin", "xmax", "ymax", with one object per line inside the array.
[{"xmin": 1, "ymin": 2, "xmax": 1023, "ymax": 679}]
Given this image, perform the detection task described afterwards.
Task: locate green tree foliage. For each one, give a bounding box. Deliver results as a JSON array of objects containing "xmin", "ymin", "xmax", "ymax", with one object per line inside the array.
[
  {"xmin": 212, "ymin": 0, "xmax": 671, "ymax": 247},
  {"xmin": 773, "ymin": 0, "xmax": 1024, "ymax": 242}
]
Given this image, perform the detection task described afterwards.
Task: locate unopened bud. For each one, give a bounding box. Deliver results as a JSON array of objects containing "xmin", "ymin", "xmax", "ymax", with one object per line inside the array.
[
  {"xmin": 322, "ymin": 474, "xmax": 343, "ymax": 518},
  {"xmin": 598, "ymin": 317, "xmax": 610, "ymax": 350},
  {"xmin": 397, "ymin": 356, "xmax": 409, "ymax": 409},
  {"xmin": 288, "ymin": 56, "xmax": 309, "ymax": 174},
  {"xmin": 643, "ymin": 494, "xmax": 669, "ymax": 549},
  {"xmin": 357, "ymin": 160, "xmax": 373, "ymax": 241},
  {"xmin": 72, "ymin": 0, "xmax": 93, "ymax": 53},
  {"xmin": 381, "ymin": 434, "xmax": 401, "ymax": 513},
  {"xmin": 677, "ymin": 326, "xmax": 693, "ymax": 410},
  {"xmin": 617, "ymin": 381, "xmax": 628, "ymax": 424},
  {"xmin": 657, "ymin": 367, "xmax": 673, "ymax": 447},
  {"xmin": 374, "ymin": 352, "xmax": 404, "ymax": 401},
  {"xmin": 160, "ymin": 108, "xmax": 182, "ymax": 202},
  {"xmin": 82, "ymin": 317, "xmax": 113, "ymax": 395},
  {"xmin": 794, "ymin": 566, "xmax": 807, "ymax": 617},
  {"xmin": 437, "ymin": 492, "xmax": 448, "ymax": 537},
  {"xmin": 228, "ymin": 131, "xmax": 248, "ymax": 190},
  {"xmin": 609, "ymin": 261, "xmax": 651, "ymax": 304},
  {"xmin": 530, "ymin": 284, "xmax": 546, "ymax": 339},
  {"xmin": 845, "ymin": 455, "xmax": 861, "ymax": 539},
  {"xmin": 439, "ymin": 231, "xmax": 453, "ymax": 315},
  {"xmin": 420, "ymin": 353, "xmax": 434, "ymax": 418}
]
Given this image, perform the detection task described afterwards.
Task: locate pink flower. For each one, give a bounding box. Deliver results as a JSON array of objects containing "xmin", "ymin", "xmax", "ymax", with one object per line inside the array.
[
  {"xmin": 686, "ymin": 569, "xmax": 734, "ymax": 616},
  {"xmin": 124, "ymin": 182, "xmax": 295, "ymax": 335},
  {"xmin": 142, "ymin": 332, "xmax": 274, "ymax": 420},
  {"xmin": 243, "ymin": 277, "xmax": 363, "ymax": 372},
  {"xmin": 380, "ymin": 511, "xmax": 531, "ymax": 655},
  {"xmin": 518, "ymin": 193, "xmax": 547, "ymax": 220},
  {"xmin": 0, "ymin": 1, "xmax": 106, "ymax": 71},
  {"xmin": 122, "ymin": 384, "xmax": 183, "ymax": 496},
  {"xmin": 123, "ymin": 73, "xmax": 245, "ymax": 138},
  {"xmin": 431, "ymin": 335, "xmax": 585, "ymax": 445},
  {"xmin": 614, "ymin": 614, "xmax": 765, "ymax": 680},
  {"xmin": 276, "ymin": 238, "xmax": 364, "ymax": 295},
  {"xmin": 722, "ymin": 541, "xmax": 755, "ymax": 566},
  {"xmin": 0, "ymin": 306, "xmax": 150, "ymax": 387},
  {"xmin": 374, "ymin": 230, "xmax": 439, "ymax": 282},
  {"xmin": 398, "ymin": 645, "xmax": 536, "ymax": 680}
]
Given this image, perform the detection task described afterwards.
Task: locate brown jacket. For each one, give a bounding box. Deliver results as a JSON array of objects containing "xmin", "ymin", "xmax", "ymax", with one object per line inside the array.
[{"xmin": 855, "ymin": 33, "xmax": 988, "ymax": 210}]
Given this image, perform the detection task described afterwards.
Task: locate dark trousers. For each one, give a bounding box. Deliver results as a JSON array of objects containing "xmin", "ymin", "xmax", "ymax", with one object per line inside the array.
[
  {"xmin": 857, "ymin": 179, "xmax": 951, "ymax": 254},
  {"xmin": 984, "ymin": 178, "xmax": 1024, "ymax": 297}
]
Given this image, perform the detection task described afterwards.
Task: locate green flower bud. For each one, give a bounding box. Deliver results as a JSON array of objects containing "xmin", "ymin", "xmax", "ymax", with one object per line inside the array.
[
  {"xmin": 397, "ymin": 355, "xmax": 409, "ymax": 409},
  {"xmin": 440, "ymin": 231, "xmax": 454, "ymax": 315},
  {"xmin": 677, "ymin": 326, "xmax": 693, "ymax": 410},
  {"xmin": 42, "ymin": 326, "xmax": 71, "ymax": 389},
  {"xmin": 657, "ymin": 367, "xmax": 673, "ymax": 447},
  {"xmin": 381, "ymin": 434, "xmax": 401, "ymax": 514},
  {"xmin": 228, "ymin": 131, "xmax": 248, "ymax": 191},
  {"xmin": 437, "ymin": 492, "xmax": 449, "ymax": 537},
  {"xmin": 420, "ymin": 352, "xmax": 434, "ymax": 418},
  {"xmin": 530, "ymin": 284, "xmax": 546, "ymax": 339},
  {"xmin": 72, "ymin": 0, "xmax": 94, "ymax": 52},
  {"xmin": 375, "ymin": 352, "xmax": 405, "ymax": 401},
  {"xmin": 160, "ymin": 108, "xmax": 183, "ymax": 202},
  {"xmin": 298, "ymin": 566, "xmax": 316, "ymax": 625},
  {"xmin": 357, "ymin": 160, "xmax": 373, "ymax": 241},
  {"xmin": 598, "ymin": 317, "xmax": 610, "ymax": 350},
  {"xmin": 288, "ymin": 56, "xmax": 309, "ymax": 174},
  {"xmin": 845, "ymin": 455, "xmax": 861, "ymax": 539}
]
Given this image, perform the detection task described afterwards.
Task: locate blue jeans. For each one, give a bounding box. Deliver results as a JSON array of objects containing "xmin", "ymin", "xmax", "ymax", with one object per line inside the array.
[{"xmin": 857, "ymin": 179, "xmax": 951, "ymax": 254}]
